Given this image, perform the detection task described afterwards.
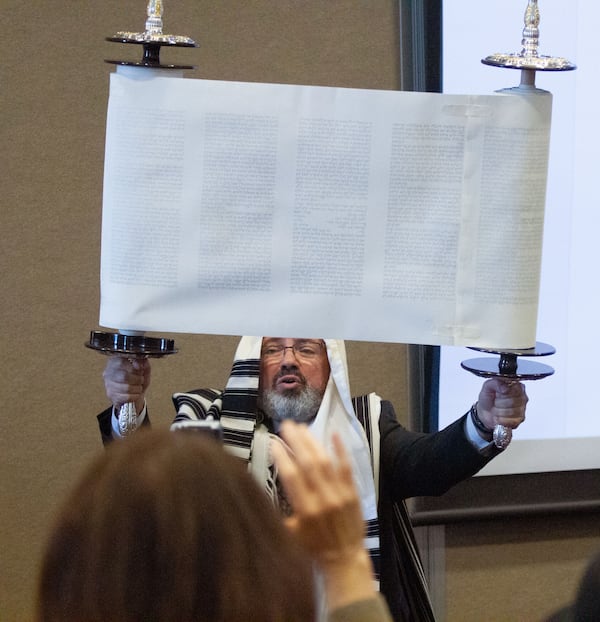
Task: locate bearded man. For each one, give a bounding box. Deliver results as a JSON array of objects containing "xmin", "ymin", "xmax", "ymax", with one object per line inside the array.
[{"xmin": 99, "ymin": 336, "xmax": 527, "ymax": 622}]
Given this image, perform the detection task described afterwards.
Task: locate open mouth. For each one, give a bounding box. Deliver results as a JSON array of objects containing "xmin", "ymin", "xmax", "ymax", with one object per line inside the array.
[{"xmin": 276, "ymin": 374, "xmax": 304, "ymax": 390}]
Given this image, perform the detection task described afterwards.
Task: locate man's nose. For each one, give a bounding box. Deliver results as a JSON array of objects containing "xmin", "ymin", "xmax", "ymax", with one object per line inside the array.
[{"xmin": 280, "ymin": 346, "xmax": 299, "ymax": 363}]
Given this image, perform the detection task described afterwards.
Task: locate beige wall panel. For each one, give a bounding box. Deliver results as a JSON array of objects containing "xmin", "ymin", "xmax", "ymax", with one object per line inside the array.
[{"xmin": 445, "ymin": 515, "xmax": 600, "ymax": 621}]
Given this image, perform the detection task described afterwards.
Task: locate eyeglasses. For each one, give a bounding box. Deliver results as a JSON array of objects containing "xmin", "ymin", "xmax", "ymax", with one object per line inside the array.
[{"xmin": 261, "ymin": 341, "xmax": 325, "ymax": 362}]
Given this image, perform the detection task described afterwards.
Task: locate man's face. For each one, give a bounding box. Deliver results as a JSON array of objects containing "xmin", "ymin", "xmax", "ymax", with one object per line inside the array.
[
  {"xmin": 259, "ymin": 337, "xmax": 330, "ymax": 396},
  {"xmin": 258, "ymin": 338, "xmax": 330, "ymax": 423}
]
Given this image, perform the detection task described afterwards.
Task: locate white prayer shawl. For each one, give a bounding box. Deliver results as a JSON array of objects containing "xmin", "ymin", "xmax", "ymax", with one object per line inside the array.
[
  {"xmin": 236, "ymin": 336, "xmax": 378, "ymax": 526},
  {"xmin": 171, "ymin": 336, "xmax": 381, "ymax": 620}
]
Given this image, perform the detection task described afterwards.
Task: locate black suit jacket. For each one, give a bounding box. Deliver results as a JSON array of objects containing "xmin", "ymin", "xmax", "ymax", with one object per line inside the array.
[{"xmin": 376, "ymin": 401, "xmax": 497, "ymax": 620}]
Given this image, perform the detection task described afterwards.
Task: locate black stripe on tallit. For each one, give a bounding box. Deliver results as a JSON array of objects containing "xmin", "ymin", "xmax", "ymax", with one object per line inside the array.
[
  {"xmin": 229, "ymin": 358, "xmax": 260, "ymax": 376},
  {"xmin": 171, "ymin": 389, "xmax": 222, "ymax": 422},
  {"xmin": 365, "ymin": 518, "xmax": 379, "ymax": 538},
  {"xmin": 222, "ymin": 430, "xmax": 256, "ymax": 448}
]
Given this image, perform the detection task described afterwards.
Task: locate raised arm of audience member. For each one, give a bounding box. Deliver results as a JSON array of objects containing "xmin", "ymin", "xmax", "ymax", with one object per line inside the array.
[{"xmin": 273, "ymin": 421, "xmax": 392, "ymax": 621}]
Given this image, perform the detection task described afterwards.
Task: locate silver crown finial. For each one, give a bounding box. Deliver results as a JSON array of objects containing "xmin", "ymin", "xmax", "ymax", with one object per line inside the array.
[
  {"xmin": 482, "ymin": 0, "xmax": 575, "ymax": 74},
  {"xmin": 520, "ymin": 0, "xmax": 540, "ymax": 57},
  {"xmin": 145, "ymin": 1, "xmax": 164, "ymax": 36}
]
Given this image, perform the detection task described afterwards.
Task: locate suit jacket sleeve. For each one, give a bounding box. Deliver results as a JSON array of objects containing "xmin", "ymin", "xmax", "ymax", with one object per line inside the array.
[{"xmin": 379, "ymin": 399, "xmax": 500, "ymax": 502}]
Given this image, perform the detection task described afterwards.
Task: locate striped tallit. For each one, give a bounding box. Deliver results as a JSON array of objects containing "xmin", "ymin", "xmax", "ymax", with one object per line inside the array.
[
  {"xmin": 171, "ymin": 336, "xmax": 435, "ymax": 621},
  {"xmin": 171, "ymin": 337, "xmax": 380, "ymax": 576}
]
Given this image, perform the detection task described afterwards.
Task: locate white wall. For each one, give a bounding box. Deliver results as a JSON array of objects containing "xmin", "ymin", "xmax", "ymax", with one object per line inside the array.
[{"xmin": 439, "ymin": 0, "xmax": 600, "ymax": 474}]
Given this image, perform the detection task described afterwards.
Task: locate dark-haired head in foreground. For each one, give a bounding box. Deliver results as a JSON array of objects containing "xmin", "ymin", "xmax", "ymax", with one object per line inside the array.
[{"xmin": 36, "ymin": 430, "xmax": 314, "ymax": 622}]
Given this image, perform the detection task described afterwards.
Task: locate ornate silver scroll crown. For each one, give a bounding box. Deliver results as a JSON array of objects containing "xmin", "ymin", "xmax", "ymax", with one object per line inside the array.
[
  {"xmin": 482, "ymin": 0, "xmax": 575, "ymax": 72},
  {"xmin": 105, "ymin": 0, "xmax": 198, "ymax": 69},
  {"xmin": 112, "ymin": 0, "xmax": 196, "ymax": 45}
]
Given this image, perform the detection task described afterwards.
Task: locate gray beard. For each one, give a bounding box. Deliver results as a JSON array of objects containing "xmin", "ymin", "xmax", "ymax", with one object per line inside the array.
[{"xmin": 260, "ymin": 385, "xmax": 323, "ymax": 424}]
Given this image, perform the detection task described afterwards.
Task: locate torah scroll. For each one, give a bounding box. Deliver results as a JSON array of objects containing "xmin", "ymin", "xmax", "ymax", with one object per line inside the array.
[{"xmin": 100, "ymin": 73, "xmax": 551, "ymax": 347}]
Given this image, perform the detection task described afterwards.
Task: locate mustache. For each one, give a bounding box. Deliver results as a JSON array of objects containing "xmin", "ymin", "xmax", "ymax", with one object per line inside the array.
[{"xmin": 273, "ymin": 368, "xmax": 307, "ymax": 386}]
